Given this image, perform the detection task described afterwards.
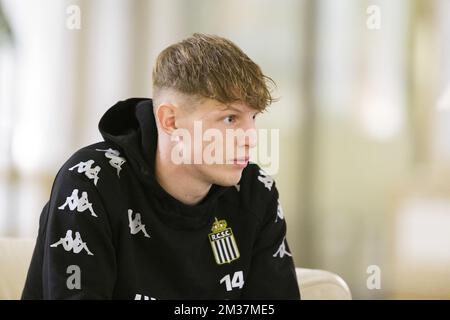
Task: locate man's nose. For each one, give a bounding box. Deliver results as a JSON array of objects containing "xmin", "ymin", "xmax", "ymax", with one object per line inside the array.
[{"xmin": 237, "ymin": 120, "xmax": 257, "ymax": 149}]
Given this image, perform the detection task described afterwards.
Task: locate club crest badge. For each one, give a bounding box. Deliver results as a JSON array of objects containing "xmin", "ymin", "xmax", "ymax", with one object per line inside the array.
[{"xmin": 208, "ymin": 217, "xmax": 240, "ymax": 265}]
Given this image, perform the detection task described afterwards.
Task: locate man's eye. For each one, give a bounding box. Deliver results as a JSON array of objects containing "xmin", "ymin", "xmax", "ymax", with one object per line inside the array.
[{"xmin": 224, "ymin": 115, "xmax": 236, "ymax": 124}]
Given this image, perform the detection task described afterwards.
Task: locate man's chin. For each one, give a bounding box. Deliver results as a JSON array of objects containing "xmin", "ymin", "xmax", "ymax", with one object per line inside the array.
[
  {"xmin": 215, "ymin": 180, "xmax": 240, "ymax": 187},
  {"xmin": 198, "ymin": 163, "xmax": 245, "ymax": 187},
  {"xmin": 212, "ymin": 169, "xmax": 243, "ymax": 187}
]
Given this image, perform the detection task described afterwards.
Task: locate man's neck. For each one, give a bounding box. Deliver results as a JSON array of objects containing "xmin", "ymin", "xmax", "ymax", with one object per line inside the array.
[{"xmin": 154, "ymin": 148, "xmax": 212, "ymax": 206}]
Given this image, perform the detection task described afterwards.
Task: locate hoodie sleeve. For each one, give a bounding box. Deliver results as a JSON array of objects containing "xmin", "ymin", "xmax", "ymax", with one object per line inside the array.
[
  {"xmin": 22, "ymin": 153, "xmax": 117, "ymax": 299},
  {"xmin": 241, "ymin": 183, "xmax": 301, "ymax": 300}
]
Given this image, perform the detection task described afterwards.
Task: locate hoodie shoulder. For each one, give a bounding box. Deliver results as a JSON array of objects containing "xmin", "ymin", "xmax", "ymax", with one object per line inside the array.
[
  {"xmin": 57, "ymin": 141, "xmax": 128, "ymax": 188},
  {"xmin": 62, "ymin": 141, "xmax": 123, "ymax": 167}
]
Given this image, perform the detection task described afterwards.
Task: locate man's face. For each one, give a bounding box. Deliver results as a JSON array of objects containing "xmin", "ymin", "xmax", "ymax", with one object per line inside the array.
[{"xmin": 173, "ymin": 98, "xmax": 258, "ymax": 187}]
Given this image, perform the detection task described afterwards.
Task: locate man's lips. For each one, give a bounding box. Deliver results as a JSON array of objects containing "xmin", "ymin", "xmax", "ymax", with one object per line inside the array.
[{"xmin": 232, "ymin": 157, "xmax": 249, "ymax": 164}]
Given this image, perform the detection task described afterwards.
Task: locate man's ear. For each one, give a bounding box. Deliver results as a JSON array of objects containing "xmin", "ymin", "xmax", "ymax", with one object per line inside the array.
[{"xmin": 155, "ymin": 104, "xmax": 178, "ymax": 135}]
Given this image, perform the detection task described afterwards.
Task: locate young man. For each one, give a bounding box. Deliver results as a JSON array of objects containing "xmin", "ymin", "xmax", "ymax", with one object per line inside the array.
[{"xmin": 22, "ymin": 33, "xmax": 300, "ymax": 300}]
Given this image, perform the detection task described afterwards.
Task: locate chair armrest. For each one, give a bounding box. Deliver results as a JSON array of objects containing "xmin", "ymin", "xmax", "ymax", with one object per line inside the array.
[{"xmin": 296, "ymin": 267, "xmax": 352, "ymax": 300}]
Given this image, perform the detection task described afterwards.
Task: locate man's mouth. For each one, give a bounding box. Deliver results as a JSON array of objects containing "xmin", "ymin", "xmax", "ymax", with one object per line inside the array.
[{"xmin": 232, "ymin": 157, "xmax": 249, "ymax": 165}]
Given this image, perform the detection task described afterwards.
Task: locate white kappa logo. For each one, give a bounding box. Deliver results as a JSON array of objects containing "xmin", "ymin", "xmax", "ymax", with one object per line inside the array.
[
  {"xmin": 257, "ymin": 169, "xmax": 274, "ymax": 191},
  {"xmin": 50, "ymin": 230, "xmax": 94, "ymax": 255},
  {"xmin": 275, "ymin": 199, "xmax": 284, "ymax": 223},
  {"xmin": 58, "ymin": 189, "xmax": 98, "ymax": 217},
  {"xmin": 273, "ymin": 237, "xmax": 292, "ymax": 258},
  {"xmin": 128, "ymin": 209, "xmax": 150, "ymax": 238},
  {"xmin": 95, "ymin": 148, "xmax": 126, "ymax": 178},
  {"xmin": 69, "ymin": 160, "xmax": 101, "ymax": 186}
]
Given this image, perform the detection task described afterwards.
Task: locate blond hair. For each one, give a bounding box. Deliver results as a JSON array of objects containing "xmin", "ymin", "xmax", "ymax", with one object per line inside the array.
[{"xmin": 152, "ymin": 33, "xmax": 277, "ymax": 111}]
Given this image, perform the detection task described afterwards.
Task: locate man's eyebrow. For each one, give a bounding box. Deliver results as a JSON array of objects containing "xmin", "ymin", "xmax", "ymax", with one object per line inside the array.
[
  {"xmin": 219, "ymin": 104, "xmax": 253, "ymax": 114},
  {"xmin": 217, "ymin": 104, "xmax": 260, "ymax": 115}
]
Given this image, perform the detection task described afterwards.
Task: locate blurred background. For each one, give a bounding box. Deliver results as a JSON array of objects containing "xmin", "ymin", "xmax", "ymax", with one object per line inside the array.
[{"xmin": 1, "ymin": 0, "xmax": 450, "ymax": 299}]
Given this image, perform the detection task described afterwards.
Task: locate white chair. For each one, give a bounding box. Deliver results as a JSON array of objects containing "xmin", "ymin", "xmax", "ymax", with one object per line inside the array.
[
  {"xmin": 0, "ymin": 237, "xmax": 351, "ymax": 300},
  {"xmin": 296, "ymin": 268, "xmax": 352, "ymax": 300},
  {"xmin": 0, "ymin": 237, "xmax": 36, "ymax": 300}
]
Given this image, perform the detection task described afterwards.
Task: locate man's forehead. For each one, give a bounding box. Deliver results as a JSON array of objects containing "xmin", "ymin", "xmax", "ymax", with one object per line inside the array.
[{"xmin": 215, "ymin": 101, "xmax": 255, "ymax": 113}]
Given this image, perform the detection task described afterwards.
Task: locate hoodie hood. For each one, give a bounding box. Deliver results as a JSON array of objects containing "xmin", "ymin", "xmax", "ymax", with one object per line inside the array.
[{"xmin": 98, "ymin": 98, "xmax": 229, "ymax": 229}]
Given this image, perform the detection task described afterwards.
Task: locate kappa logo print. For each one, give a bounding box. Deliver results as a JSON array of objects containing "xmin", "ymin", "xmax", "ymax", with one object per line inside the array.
[
  {"xmin": 95, "ymin": 148, "xmax": 126, "ymax": 178},
  {"xmin": 273, "ymin": 236, "xmax": 292, "ymax": 258},
  {"xmin": 58, "ymin": 189, "xmax": 98, "ymax": 217},
  {"xmin": 69, "ymin": 160, "xmax": 101, "ymax": 186},
  {"xmin": 128, "ymin": 209, "xmax": 150, "ymax": 238},
  {"xmin": 134, "ymin": 294, "xmax": 156, "ymax": 300},
  {"xmin": 209, "ymin": 217, "xmax": 240, "ymax": 265},
  {"xmin": 50, "ymin": 230, "xmax": 94, "ymax": 255},
  {"xmin": 257, "ymin": 169, "xmax": 274, "ymax": 191},
  {"xmin": 275, "ymin": 199, "xmax": 284, "ymax": 223}
]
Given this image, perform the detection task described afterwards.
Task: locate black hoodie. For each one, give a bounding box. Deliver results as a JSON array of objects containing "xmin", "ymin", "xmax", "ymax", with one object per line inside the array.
[{"xmin": 21, "ymin": 98, "xmax": 300, "ymax": 300}]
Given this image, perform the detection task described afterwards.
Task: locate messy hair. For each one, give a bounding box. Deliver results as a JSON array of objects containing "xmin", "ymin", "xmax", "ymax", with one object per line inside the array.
[{"xmin": 152, "ymin": 33, "xmax": 277, "ymax": 111}]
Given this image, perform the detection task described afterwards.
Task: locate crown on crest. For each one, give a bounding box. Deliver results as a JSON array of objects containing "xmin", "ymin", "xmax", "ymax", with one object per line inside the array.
[{"xmin": 211, "ymin": 217, "xmax": 227, "ymax": 233}]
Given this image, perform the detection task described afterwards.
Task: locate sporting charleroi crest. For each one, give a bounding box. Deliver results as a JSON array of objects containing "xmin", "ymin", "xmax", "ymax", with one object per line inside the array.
[{"xmin": 208, "ymin": 217, "xmax": 240, "ymax": 265}]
